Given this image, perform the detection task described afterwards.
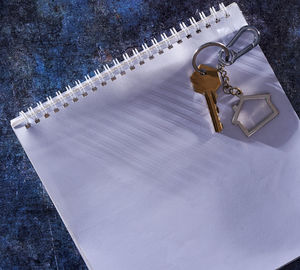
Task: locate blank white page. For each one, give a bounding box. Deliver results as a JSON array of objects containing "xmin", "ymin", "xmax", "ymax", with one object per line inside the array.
[{"xmin": 12, "ymin": 3, "xmax": 300, "ymax": 270}]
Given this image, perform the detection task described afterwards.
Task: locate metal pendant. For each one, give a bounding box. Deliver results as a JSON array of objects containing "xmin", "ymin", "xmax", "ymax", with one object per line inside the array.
[{"xmin": 232, "ymin": 94, "xmax": 279, "ymax": 137}]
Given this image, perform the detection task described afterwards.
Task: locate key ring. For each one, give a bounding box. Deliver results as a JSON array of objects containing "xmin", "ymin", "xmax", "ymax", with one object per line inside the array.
[
  {"xmin": 192, "ymin": 25, "xmax": 261, "ymax": 72},
  {"xmin": 192, "ymin": 42, "xmax": 230, "ymax": 75},
  {"xmin": 190, "ymin": 25, "xmax": 278, "ymax": 137}
]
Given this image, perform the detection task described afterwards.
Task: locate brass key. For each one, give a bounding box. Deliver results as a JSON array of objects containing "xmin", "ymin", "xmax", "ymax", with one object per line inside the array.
[{"xmin": 190, "ymin": 64, "xmax": 223, "ymax": 132}]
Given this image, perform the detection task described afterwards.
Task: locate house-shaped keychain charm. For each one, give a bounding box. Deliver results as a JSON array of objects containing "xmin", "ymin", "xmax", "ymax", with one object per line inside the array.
[{"xmin": 232, "ymin": 94, "xmax": 279, "ymax": 137}]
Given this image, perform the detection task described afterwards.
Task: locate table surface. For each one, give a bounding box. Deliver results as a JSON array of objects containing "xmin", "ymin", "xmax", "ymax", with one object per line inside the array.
[{"xmin": 1, "ymin": 0, "xmax": 299, "ymax": 269}]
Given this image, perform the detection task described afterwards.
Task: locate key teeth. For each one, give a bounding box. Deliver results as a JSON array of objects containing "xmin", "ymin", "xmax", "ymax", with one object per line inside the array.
[
  {"xmin": 213, "ymin": 104, "xmax": 223, "ymax": 132},
  {"xmin": 190, "ymin": 68, "xmax": 223, "ymax": 133}
]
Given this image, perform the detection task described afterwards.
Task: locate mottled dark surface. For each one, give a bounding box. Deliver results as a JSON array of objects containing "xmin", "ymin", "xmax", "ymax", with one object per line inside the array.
[{"xmin": 0, "ymin": 0, "xmax": 299, "ymax": 269}]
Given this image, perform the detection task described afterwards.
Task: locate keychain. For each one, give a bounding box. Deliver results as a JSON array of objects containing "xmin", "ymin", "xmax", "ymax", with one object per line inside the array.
[{"xmin": 190, "ymin": 25, "xmax": 279, "ymax": 137}]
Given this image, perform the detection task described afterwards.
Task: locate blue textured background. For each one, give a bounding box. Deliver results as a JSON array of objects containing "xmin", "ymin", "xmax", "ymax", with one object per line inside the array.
[{"xmin": 0, "ymin": 0, "xmax": 299, "ymax": 269}]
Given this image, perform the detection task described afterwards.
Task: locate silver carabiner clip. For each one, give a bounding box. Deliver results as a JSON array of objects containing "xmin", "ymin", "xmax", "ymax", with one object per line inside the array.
[{"xmin": 219, "ymin": 25, "xmax": 261, "ymax": 66}]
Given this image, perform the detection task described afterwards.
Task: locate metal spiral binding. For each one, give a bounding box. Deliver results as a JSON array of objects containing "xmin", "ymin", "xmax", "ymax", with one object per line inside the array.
[
  {"xmin": 94, "ymin": 69, "xmax": 107, "ymax": 86},
  {"xmin": 12, "ymin": 2, "xmax": 230, "ymax": 129},
  {"xmin": 37, "ymin": 101, "xmax": 50, "ymax": 118},
  {"xmin": 133, "ymin": 48, "xmax": 145, "ymax": 65},
  {"xmin": 199, "ymin": 11, "xmax": 211, "ymax": 28},
  {"xmin": 123, "ymin": 53, "xmax": 135, "ymax": 71},
  {"xmin": 56, "ymin": 91, "xmax": 69, "ymax": 107},
  {"xmin": 113, "ymin": 58, "xmax": 125, "ymax": 75},
  {"xmin": 76, "ymin": 80, "xmax": 88, "ymax": 97},
  {"xmin": 28, "ymin": 107, "xmax": 40, "ymax": 123},
  {"xmin": 161, "ymin": 33, "xmax": 173, "ymax": 49},
  {"xmin": 180, "ymin": 22, "xmax": 192, "ymax": 39},
  {"xmin": 151, "ymin": 38, "xmax": 164, "ymax": 55},
  {"xmin": 142, "ymin": 43, "xmax": 154, "ymax": 60},
  {"xmin": 84, "ymin": 75, "xmax": 97, "ymax": 92},
  {"xmin": 170, "ymin": 27, "xmax": 183, "ymax": 44},
  {"xmin": 47, "ymin": 96, "xmax": 59, "ymax": 112},
  {"xmin": 66, "ymin": 85, "xmax": 78, "ymax": 102}
]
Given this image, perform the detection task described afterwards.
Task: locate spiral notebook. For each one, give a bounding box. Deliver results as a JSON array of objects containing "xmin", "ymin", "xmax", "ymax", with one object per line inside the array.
[{"xmin": 11, "ymin": 2, "xmax": 300, "ymax": 270}]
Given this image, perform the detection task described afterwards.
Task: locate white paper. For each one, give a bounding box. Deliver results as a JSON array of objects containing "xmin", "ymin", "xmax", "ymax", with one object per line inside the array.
[{"xmin": 12, "ymin": 3, "xmax": 300, "ymax": 270}]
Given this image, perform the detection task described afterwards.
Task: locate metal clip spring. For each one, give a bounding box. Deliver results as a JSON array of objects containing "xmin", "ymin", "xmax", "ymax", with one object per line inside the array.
[
  {"xmin": 192, "ymin": 25, "xmax": 260, "ymax": 74},
  {"xmin": 218, "ymin": 25, "xmax": 260, "ymax": 66}
]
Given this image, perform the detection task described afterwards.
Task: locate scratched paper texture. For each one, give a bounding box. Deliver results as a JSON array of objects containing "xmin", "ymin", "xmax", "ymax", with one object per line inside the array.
[{"xmin": 0, "ymin": 0, "xmax": 299, "ymax": 269}]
